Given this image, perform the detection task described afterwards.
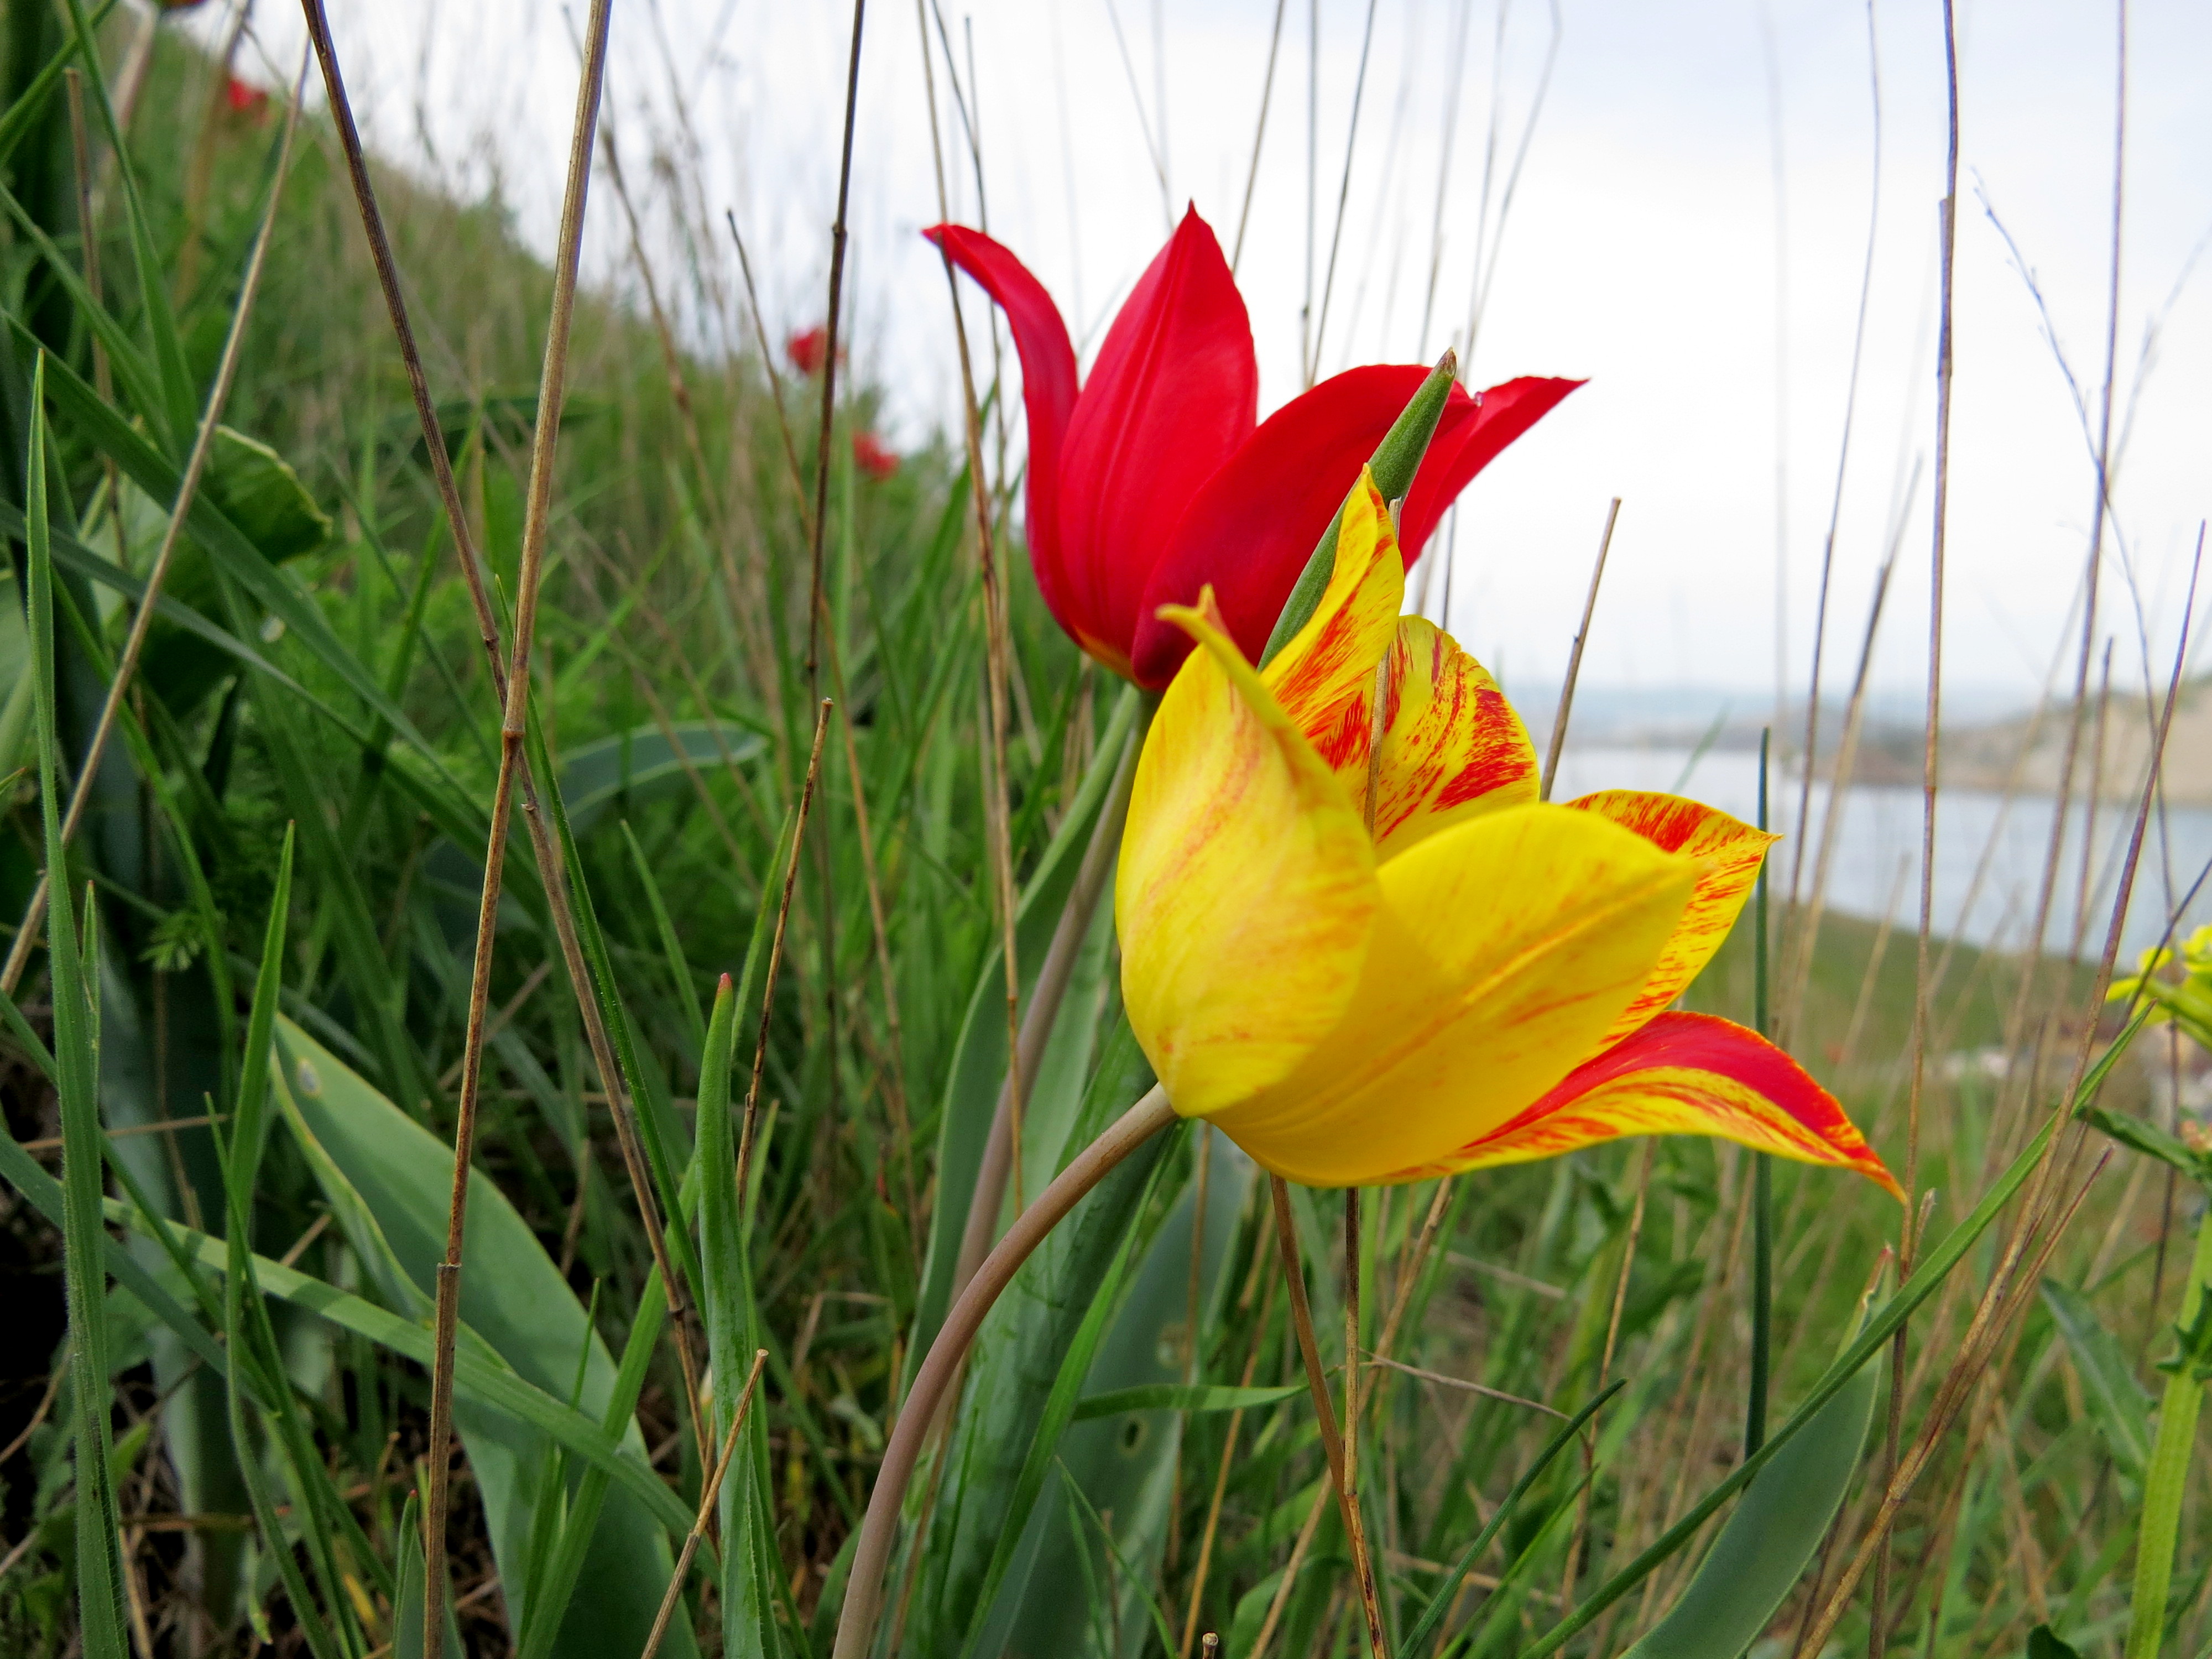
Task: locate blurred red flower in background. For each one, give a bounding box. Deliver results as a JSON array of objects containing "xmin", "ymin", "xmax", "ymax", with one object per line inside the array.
[
  {"xmin": 224, "ymin": 76, "xmax": 267, "ymax": 117},
  {"xmin": 786, "ymin": 326, "xmax": 830, "ymax": 375},
  {"xmin": 925, "ymin": 208, "xmax": 1578, "ymax": 688},
  {"xmin": 852, "ymin": 431, "xmax": 900, "ymax": 481}
]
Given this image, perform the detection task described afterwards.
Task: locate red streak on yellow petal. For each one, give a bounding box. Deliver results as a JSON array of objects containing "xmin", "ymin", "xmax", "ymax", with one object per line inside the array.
[
  {"xmin": 1364, "ymin": 617, "xmax": 1539, "ymax": 859},
  {"xmin": 1261, "ymin": 472, "xmax": 1403, "ymax": 775},
  {"xmin": 1201, "ymin": 802, "xmax": 1695, "ymax": 1186},
  {"xmin": 1397, "ymin": 1011, "xmax": 1900, "ymax": 1197},
  {"xmin": 1568, "ymin": 790, "xmax": 1778, "ymax": 1046}
]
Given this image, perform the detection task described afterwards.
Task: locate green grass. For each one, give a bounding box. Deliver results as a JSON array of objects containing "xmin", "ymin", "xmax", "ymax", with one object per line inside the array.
[{"xmin": 0, "ymin": 12, "xmax": 2198, "ymax": 1659}]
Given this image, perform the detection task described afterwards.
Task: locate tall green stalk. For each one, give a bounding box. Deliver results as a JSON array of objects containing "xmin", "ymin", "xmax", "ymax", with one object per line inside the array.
[
  {"xmin": 2126, "ymin": 1209, "xmax": 2212, "ymax": 1658},
  {"xmin": 1747, "ymin": 727, "xmax": 1773, "ymax": 1457}
]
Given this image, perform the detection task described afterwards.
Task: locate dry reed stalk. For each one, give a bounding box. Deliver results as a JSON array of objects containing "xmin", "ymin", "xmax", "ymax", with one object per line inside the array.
[
  {"xmin": 1872, "ymin": 0, "xmax": 1962, "ymax": 1640},
  {"xmin": 740, "ymin": 703, "xmax": 832, "ymax": 1206},
  {"xmin": 1306, "ymin": 0, "xmax": 1380, "ymax": 383},
  {"xmin": 1539, "ymin": 498, "xmax": 1621, "ymax": 802},
  {"xmin": 2063, "ymin": 643, "xmax": 2117, "ymax": 966},
  {"xmin": 638, "ymin": 1349, "xmax": 769, "ymax": 1659},
  {"xmin": 1412, "ymin": 0, "xmax": 1479, "ymax": 363},
  {"xmin": 1781, "ymin": 0, "xmax": 1887, "ymax": 926},
  {"xmin": 1272, "ymin": 1177, "xmax": 1349, "ymax": 1490},
  {"xmin": 419, "ymin": 9, "xmax": 616, "ymax": 1652},
  {"xmin": 1251, "ymin": 1168, "xmax": 1490, "ymax": 1657},
  {"xmin": 298, "ymin": 10, "xmax": 713, "ymax": 1441},
  {"xmin": 1340, "ymin": 1188, "xmax": 1390, "ymax": 1657},
  {"xmin": 1561, "ymin": 1138, "xmax": 1657, "ymax": 1611},
  {"xmin": 725, "ymin": 211, "xmax": 813, "ymax": 539},
  {"xmin": 1457, "ymin": 0, "xmax": 1562, "ymax": 368},
  {"xmin": 1179, "ymin": 1266, "xmax": 1282, "ymax": 1658},
  {"xmin": 598, "ymin": 124, "xmax": 719, "ymax": 517},
  {"xmin": 1804, "ymin": 1147, "xmax": 2111, "ymax": 1654},
  {"xmin": 914, "ymin": 0, "xmax": 1044, "ymax": 1246},
  {"xmin": 806, "ymin": 0, "xmax": 868, "ymax": 706},
  {"xmin": 1232, "ymin": 0, "xmax": 1292, "ymax": 273},
  {"xmin": 1102, "ymin": 0, "xmax": 1171, "ymax": 231},
  {"xmin": 705, "ymin": 225, "xmax": 915, "ymax": 1230},
  {"xmin": 1777, "ymin": 535, "xmax": 1903, "ymax": 1042}
]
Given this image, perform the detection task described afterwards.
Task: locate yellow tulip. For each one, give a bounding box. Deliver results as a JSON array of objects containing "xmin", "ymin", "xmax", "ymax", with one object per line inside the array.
[{"xmin": 1117, "ymin": 468, "xmax": 1899, "ymax": 1195}]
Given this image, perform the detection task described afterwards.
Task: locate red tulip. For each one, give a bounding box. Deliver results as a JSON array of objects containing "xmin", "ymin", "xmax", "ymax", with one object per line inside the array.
[
  {"xmin": 852, "ymin": 430, "xmax": 900, "ymax": 481},
  {"xmin": 925, "ymin": 207, "xmax": 1581, "ymax": 688},
  {"xmin": 787, "ymin": 325, "xmax": 830, "ymax": 376}
]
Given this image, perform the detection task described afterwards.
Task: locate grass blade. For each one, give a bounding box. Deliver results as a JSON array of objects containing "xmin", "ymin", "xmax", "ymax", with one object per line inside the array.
[{"xmin": 28, "ymin": 351, "xmax": 131, "ymax": 1659}]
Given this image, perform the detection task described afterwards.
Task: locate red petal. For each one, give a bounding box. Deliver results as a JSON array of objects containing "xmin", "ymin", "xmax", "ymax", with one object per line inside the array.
[
  {"xmin": 1058, "ymin": 207, "xmax": 1256, "ymax": 675},
  {"xmin": 924, "ymin": 225, "xmax": 1082, "ymax": 634},
  {"xmin": 1399, "ymin": 375, "xmax": 1583, "ymax": 560},
  {"xmin": 1438, "ymin": 1011, "xmax": 1901, "ymax": 1197},
  {"xmin": 1130, "ymin": 363, "xmax": 1436, "ymax": 689}
]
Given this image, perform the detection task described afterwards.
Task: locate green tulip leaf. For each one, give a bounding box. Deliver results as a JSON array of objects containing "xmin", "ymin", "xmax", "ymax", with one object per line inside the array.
[
  {"xmin": 2039, "ymin": 1278, "xmax": 2153, "ymax": 1481},
  {"xmin": 1618, "ymin": 1278, "xmax": 1885, "ymax": 1659},
  {"xmin": 1261, "ymin": 354, "xmax": 1457, "ymax": 667},
  {"xmin": 269, "ymin": 1018, "xmax": 697, "ymax": 1659},
  {"xmin": 1070, "ymin": 1381, "xmax": 1303, "ymax": 1422}
]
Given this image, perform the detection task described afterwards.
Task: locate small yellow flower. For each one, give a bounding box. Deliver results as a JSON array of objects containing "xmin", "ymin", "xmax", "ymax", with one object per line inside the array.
[
  {"xmin": 1116, "ymin": 469, "xmax": 1898, "ymax": 1194},
  {"xmin": 2111, "ymin": 925, "xmax": 2212, "ymax": 1051}
]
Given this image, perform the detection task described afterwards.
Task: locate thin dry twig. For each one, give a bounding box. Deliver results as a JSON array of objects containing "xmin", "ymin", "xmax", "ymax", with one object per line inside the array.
[
  {"xmin": 420, "ymin": 8, "xmax": 615, "ymax": 1652},
  {"xmin": 1540, "ymin": 497, "xmax": 1621, "ymax": 802},
  {"xmin": 1359, "ymin": 1353, "xmax": 1566, "ymax": 1418},
  {"xmin": 1230, "ymin": 0, "xmax": 1291, "ymax": 273},
  {"xmin": 1272, "ymin": 1176, "xmax": 1348, "ymax": 1491},
  {"xmin": 915, "ymin": 0, "xmax": 1032, "ymax": 1233},
  {"xmin": 1180, "ymin": 1265, "xmax": 1281, "ymax": 1658},
  {"xmin": 1306, "ymin": 0, "xmax": 1381, "ymax": 383},
  {"xmin": 1341, "ymin": 1189, "xmax": 1390, "ymax": 1657},
  {"xmin": 1872, "ymin": 1, "xmax": 1960, "ymax": 1643},
  {"xmin": 807, "ymin": 0, "xmax": 869, "ymax": 702},
  {"xmin": 1563, "ymin": 1137, "xmax": 1656, "ymax": 1610},
  {"xmin": 739, "ymin": 701, "xmax": 832, "ymax": 1204},
  {"xmin": 301, "ymin": 0, "xmax": 710, "ymax": 1472},
  {"xmin": 1783, "ymin": 0, "xmax": 1887, "ymax": 923},
  {"xmin": 637, "ymin": 1349, "xmax": 768, "ymax": 1659}
]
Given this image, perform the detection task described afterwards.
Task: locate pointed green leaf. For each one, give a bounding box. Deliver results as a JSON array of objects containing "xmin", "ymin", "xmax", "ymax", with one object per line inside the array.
[
  {"xmin": 1618, "ymin": 1281, "xmax": 1885, "ymax": 1659},
  {"xmin": 1260, "ymin": 354, "xmax": 1458, "ymax": 667},
  {"xmin": 2041, "ymin": 1278, "xmax": 2153, "ymax": 1480},
  {"xmin": 28, "ymin": 352, "xmax": 132, "ymax": 1659}
]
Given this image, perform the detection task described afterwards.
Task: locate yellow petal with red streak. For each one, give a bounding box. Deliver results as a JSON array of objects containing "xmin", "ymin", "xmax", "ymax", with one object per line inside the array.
[
  {"xmin": 1567, "ymin": 790, "xmax": 1778, "ymax": 1047},
  {"xmin": 1260, "ymin": 471, "xmax": 1404, "ymax": 779},
  {"xmin": 1202, "ymin": 801, "xmax": 1695, "ymax": 1186},
  {"xmin": 1364, "ymin": 617, "xmax": 1540, "ymax": 859},
  {"xmin": 1118, "ymin": 588, "xmax": 1380, "ymax": 1119},
  {"xmin": 1399, "ymin": 1011, "xmax": 1901, "ymax": 1197}
]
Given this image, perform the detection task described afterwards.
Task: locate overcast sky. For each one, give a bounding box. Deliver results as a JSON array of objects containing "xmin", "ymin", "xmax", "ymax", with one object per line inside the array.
[{"xmin": 217, "ymin": 0, "xmax": 2211, "ymax": 712}]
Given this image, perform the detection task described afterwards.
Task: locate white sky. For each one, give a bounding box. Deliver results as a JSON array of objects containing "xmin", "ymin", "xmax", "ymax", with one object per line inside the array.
[{"xmin": 218, "ymin": 0, "xmax": 2212, "ymax": 711}]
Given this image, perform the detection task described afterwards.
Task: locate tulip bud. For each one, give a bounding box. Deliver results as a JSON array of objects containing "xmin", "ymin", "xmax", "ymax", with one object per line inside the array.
[{"xmin": 1260, "ymin": 349, "xmax": 1459, "ymax": 669}]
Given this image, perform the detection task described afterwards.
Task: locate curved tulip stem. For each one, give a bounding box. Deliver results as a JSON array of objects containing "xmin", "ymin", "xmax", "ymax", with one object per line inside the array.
[{"xmin": 834, "ymin": 1084, "xmax": 1177, "ymax": 1659}]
